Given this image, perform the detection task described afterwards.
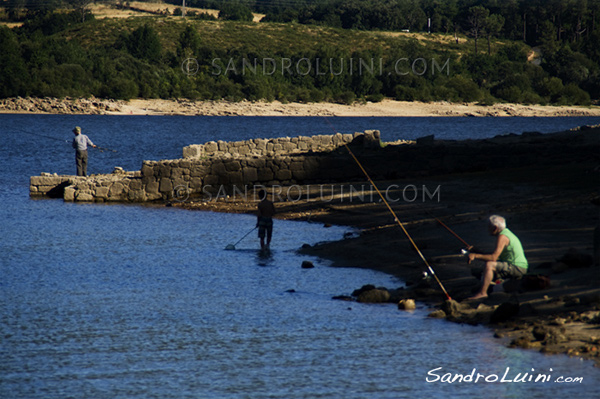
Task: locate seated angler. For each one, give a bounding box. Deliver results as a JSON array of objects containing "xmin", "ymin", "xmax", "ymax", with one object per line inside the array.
[{"xmin": 467, "ymin": 215, "xmax": 528, "ymax": 300}]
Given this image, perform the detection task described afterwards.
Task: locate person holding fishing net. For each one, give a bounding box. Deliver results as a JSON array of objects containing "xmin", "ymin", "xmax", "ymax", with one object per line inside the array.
[
  {"xmin": 256, "ymin": 189, "xmax": 275, "ymax": 251},
  {"xmin": 467, "ymin": 215, "xmax": 528, "ymax": 300},
  {"xmin": 72, "ymin": 126, "xmax": 96, "ymax": 177}
]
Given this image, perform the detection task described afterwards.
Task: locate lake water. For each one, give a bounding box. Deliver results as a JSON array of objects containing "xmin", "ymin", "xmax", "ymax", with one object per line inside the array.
[{"xmin": 1, "ymin": 115, "xmax": 599, "ymax": 398}]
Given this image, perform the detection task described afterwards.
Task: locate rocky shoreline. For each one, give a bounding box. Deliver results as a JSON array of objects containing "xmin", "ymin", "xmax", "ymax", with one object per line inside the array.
[
  {"xmin": 0, "ymin": 96, "xmax": 125, "ymax": 114},
  {"xmin": 177, "ymin": 126, "xmax": 600, "ymax": 366},
  {"xmin": 2, "ymin": 96, "xmax": 600, "ymax": 117}
]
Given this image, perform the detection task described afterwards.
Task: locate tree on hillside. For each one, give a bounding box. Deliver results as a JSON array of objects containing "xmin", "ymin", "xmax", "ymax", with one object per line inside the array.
[
  {"xmin": 68, "ymin": 0, "xmax": 95, "ymax": 22},
  {"xmin": 484, "ymin": 13, "xmax": 505, "ymax": 55},
  {"xmin": 125, "ymin": 24, "xmax": 162, "ymax": 62},
  {"xmin": 468, "ymin": 5, "xmax": 489, "ymax": 53},
  {"xmin": 177, "ymin": 25, "xmax": 202, "ymax": 60}
]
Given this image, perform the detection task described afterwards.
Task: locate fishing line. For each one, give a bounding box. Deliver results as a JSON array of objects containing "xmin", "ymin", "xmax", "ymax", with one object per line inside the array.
[
  {"xmin": 425, "ymin": 210, "xmax": 472, "ymax": 249},
  {"xmin": 12, "ymin": 128, "xmax": 70, "ymax": 143},
  {"xmin": 12, "ymin": 128, "xmax": 118, "ymax": 152},
  {"xmin": 323, "ymin": 118, "xmax": 452, "ymax": 301}
]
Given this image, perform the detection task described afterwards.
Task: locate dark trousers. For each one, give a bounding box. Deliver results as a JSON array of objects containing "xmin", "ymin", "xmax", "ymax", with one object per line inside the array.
[{"xmin": 76, "ymin": 149, "xmax": 88, "ymax": 176}]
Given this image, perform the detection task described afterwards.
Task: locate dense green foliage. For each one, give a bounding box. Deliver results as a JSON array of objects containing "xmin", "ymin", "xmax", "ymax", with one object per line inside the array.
[{"xmin": 0, "ymin": 0, "xmax": 598, "ymax": 105}]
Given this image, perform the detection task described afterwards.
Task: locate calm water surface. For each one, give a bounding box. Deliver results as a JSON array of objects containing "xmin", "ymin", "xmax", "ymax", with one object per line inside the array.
[{"xmin": 1, "ymin": 115, "xmax": 599, "ymax": 398}]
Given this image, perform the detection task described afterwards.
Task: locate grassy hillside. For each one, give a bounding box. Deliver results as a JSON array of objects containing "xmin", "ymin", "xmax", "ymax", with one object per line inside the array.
[
  {"xmin": 0, "ymin": 11, "xmax": 594, "ymax": 105},
  {"xmin": 64, "ymin": 17, "xmax": 464, "ymax": 55}
]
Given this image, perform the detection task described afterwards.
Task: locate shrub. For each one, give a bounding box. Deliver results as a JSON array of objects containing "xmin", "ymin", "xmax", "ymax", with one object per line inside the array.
[
  {"xmin": 336, "ymin": 90, "xmax": 356, "ymax": 105},
  {"xmin": 219, "ymin": 4, "xmax": 253, "ymax": 22},
  {"xmin": 559, "ymin": 84, "xmax": 591, "ymax": 105}
]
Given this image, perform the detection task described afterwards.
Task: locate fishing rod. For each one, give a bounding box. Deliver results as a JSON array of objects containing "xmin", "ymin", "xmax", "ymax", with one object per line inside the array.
[
  {"xmin": 225, "ymin": 227, "xmax": 257, "ymax": 250},
  {"xmin": 12, "ymin": 128, "xmax": 118, "ymax": 152},
  {"xmin": 426, "ymin": 210, "xmax": 472, "ymax": 249},
  {"xmin": 13, "ymin": 128, "xmax": 69, "ymax": 143},
  {"xmin": 324, "ymin": 119, "xmax": 453, "ymax": 301}
]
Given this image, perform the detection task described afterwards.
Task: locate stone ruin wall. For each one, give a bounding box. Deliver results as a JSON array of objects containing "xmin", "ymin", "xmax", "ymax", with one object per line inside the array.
[{"xmin": 30, "ymin": 130, "xmax": 383, "ymax": 202}]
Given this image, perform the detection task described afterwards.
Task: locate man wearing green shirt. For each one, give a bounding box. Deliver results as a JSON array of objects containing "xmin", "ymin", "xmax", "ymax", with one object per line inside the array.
[{"xmin": 467, "ymin": 215, "xmax": 528, "ymax": 300}]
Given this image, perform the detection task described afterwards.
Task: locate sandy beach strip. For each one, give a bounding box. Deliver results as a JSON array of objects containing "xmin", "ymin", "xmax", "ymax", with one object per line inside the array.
[{"xmin": 1, "ymin": 97, "xmax": 600, "ymax": 117}]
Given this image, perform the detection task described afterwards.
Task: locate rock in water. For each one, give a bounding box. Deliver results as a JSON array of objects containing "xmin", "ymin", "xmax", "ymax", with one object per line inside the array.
[
  {"xmin": 357, "ymin": 289, "xmax": 390, "ymax": 303},
  {"xmin": 398, "ymin": 299, "xmax": 416, "ymax": 311},
  {"xmin": 441, "ymin": 299, "xmax": 462, "ymax": 318},
  {"xmin": 352, "ymin": 284, "xmax": 377, "ymax": 297},
  {"xmin": 427, "ymin": 309, "xmax": 446, "ymax": 319},
  {"xmin": 301, "ymin": 261, "xmax": 314, "ymax": 269}
]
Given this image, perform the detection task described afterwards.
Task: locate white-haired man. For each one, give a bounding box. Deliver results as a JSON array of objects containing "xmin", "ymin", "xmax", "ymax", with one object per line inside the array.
[
  {"xmin": 72, "ymin": 126, "xmax": 96, "ymax": 176},
  {"xmin": 467, "ymin": 215, "xmax": 528, "ymax": 300}
]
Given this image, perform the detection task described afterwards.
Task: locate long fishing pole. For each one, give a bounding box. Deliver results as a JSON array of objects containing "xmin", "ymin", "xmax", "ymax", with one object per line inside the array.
[
  {"xmin": 426, "ymin": 210, "xmax": 472, "ymax": 248},
  {"xmin": 13, "ymin": 128, "xmax": 118, "ymax": 152},
  {"xmin": 13, "ymin": 128, "xmax": 69, "ymax": 143},
  {"xmin": 324, "ymin": 119, "xmax": 452, "ymax": 301}
]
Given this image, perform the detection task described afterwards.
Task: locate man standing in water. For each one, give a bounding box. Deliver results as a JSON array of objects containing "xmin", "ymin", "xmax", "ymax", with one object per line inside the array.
[
  {"xmin": 467, "ymin": 215, "xmax": 528, "ymax": 299},
  {"xmin": 72, "ymin": 126, "xmax": 96, "ymax": 177},
  {"xmin": 256, "ymin": 189, "xmax": 275, "ymax": 250}
]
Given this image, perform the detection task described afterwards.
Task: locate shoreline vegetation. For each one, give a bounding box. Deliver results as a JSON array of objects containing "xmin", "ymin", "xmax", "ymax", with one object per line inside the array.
[
  {"xmin": 2, "ymin": 97, "xmax": 600, "ymax": 117},
  {"xmin": 1, "ymin": 3, "xmax": 599, "ymax": 108},
  {"xmin": 171, "ymin": 125, "xmax": 600, "ymax": 366}
]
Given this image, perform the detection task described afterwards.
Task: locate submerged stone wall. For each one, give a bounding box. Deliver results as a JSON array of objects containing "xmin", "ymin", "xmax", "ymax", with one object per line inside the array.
[
  {"xmin": 30, "ymin": 170, "xmax": 143, "ymax": 202},
  {"xmin": 30, "ymin": 130, "xmax": 383, "ymax": 202},
  {"xmin": 182, "ymin": 130, "xmax": 381, "ymax": 159}
]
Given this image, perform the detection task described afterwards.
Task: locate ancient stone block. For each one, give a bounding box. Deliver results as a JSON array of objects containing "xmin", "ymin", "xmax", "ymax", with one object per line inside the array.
[
  {"xmin": 190, "ymin": 164, "xmax": 208, "ymax": 177},
  {"xmin": 246, "ymin": 158, "xmax": 265, "ymax": 168},
  {"xmin": 238, "ymin": 146, "xmax": 251, "ymax": 155},
  {"xmin": 243, "ymin": 167, "xmax": 258, "ymax": 182},
  {"xmin": 211, "ymin": 161, "xmax": 227, "ymax": 176},
  {"xmin": 75, "ymin": 190, "xmax": 94, "ymax": 202},
  {"xmin": 95, "ymin": 186, "xmax": 109, "ymax": 198},
  {"xmin": 129, "ymin": 179, "xmax": 142, "ymax": 191},
  {"xmin": 189, "ymin": 177, "xmax": 203, "ymax": 190},
  {"xmin": 157, "ymin": 163, "xmax": 171, "ymax": 178},
  {"xmin": 224, "ymin": 160, "xmax": 241, "ymax": 172},
  {"xmin": 254, "ymin": 138, "xmax": 267, "ymax": 151},
  {"xmin": 64, "ymin": 186, "xmax": 76, "ymax": 201},
  {"xmin": 141, "ymin": 163, "xmax": 154, "ymax": 177},
  {"xmin": 226, "ymin": 171, "xmax": 243, "ymax": 185},
  {"xmin": 283, "ymin": 142, "xmax": 297, "ymax": 152},
  {"xmin": 277, "ymin": 169, "xmax": 292, "ymax": 180},
  {"xmin": 171, "ymin": 168, "xmax": 184, "ymax": 180},
  {"xmin": 182, "ymin": 145, "xmax": 200, "ymax": 159},
  {"xmin": 146, "ymin": 181, "xmax": 159, "ymax": 194},
  {"xmin": 159, "ymin": 178, "xmax": 173, "ymax": 193},
  {"xmin": 180, "ymin": 160, "xmax": 191, "ymax": 169},
  {"xmin": 257, "ymin": 168, "xmax": 274, "ymax": 181},
  {"xmin": 289, "ymin": 161, "xmax": 304, "ymax": 172},
  {"xmin": 109, "ymin": 182, "xmax": 125, "ymax": 197},
  {"xmin": 128, "ymin": 189, "xmax": 146, "ymax": 202},
  {"xmin": 204, "ymin": 141, "xmax": 218, "ymax": 153}
]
